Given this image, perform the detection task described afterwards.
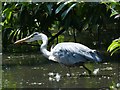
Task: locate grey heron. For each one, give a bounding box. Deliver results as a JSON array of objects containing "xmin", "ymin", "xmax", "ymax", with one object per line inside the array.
[{"xmin": 14, "ymin": 32, "xmax": 102, "ymax": 75}]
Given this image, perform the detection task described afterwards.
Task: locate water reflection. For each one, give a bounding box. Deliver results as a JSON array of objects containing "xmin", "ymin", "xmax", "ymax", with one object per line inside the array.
[
  {"xmin": 48, "ymin": 72, "xmax": 61, "ymax": 82},
  {"xmin": 2, "ymin": 53, "xmax": 120, "ymax": 88},
  {"xmin": 93, "ymin": 68, "xmax": 99, "ymax": 75}
]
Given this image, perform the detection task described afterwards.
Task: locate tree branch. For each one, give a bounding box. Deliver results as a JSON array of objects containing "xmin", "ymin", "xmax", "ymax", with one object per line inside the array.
[{"xmin": 48, "ymin": 28, "xmax": 66, "ymax": 44}]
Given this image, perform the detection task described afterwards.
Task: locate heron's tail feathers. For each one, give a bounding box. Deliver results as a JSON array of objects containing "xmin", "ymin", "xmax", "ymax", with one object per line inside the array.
[{"xmin": 92, "ymin": 50, "xmax": 102, "ymax": 62}]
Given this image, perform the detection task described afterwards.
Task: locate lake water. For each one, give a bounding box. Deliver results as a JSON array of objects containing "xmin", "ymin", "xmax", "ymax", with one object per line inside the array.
[{"xmin": 2, "ymin": 53, "xmax": 120, "ymax": 89}]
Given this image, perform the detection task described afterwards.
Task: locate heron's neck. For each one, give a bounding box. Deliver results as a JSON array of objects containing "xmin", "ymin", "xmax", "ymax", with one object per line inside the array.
[{"xmin": 40, "ymin": 35, "xmax": 50, "ymax": 58}]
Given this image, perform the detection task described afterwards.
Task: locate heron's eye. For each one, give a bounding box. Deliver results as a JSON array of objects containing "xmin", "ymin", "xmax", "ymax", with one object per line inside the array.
[
  {"xmin": 30, "ymin": 35, "xmax": 34, "ymax": 38},
  {"xmin": 34, "ymin": 33, "xmax": 38, "ymax": 36},
  {"xmin": 30, "ymin": 32, "xmax": 39, "ymax": 38}
]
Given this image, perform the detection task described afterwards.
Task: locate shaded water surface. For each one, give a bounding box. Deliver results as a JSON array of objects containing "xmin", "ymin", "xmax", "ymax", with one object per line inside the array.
[{"xmin": 2, "ymin": 53, "xmax": 120, "ymax": 89}]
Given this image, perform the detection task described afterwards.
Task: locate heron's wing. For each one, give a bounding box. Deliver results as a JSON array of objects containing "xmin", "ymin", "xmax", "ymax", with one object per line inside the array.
[{"xmin": 49, "ymin": 42, "xmax": 102, "ymax": 65}]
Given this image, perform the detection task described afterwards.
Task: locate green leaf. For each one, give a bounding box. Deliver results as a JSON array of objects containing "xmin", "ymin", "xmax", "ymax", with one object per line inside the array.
[
  {"xmin": 110, "ymin": 47, "xmax": 120, "ymax": 56},
  {"xmin": 61, "ymin": 3, "xmax": 77, "ymax": 20},
  {"xmin": 109, "ymin": 43, "xmax": 119, "ymax": 52},
  {"xmin": 110, "ymin": 10, "xmax": 118, "ymax": 17},
  {"xmin": 17, "ymin": 29, "xmax": 21, "ymax": 40},
  {"xmin": 7, "ymin": 11, "xmax": 12, "ymax": 21},
  {"xmin": 46, "ymin": 3, "xmax": 53, "ymax": 15},
  {"xmin": 107, "ymin": 38, "xmax": 120, "ymax": 56},
  {"xmin": 107, "ymin": 41, "xmax": 116, "ymax": 51},
  {"xmin": 8, "ymin": 30, "xmax": 16, "ymax": 41},
  {"xmin": 2, "ymin": 8, "xmax": 9, "ymax": 14},
  {"xmin": 114, "ymin": 38, "xmax": 120, "ymax": 42},
  {"xmin": 107, "ymin": 43, "xmax": 114, "ymax": 51},
  {"xmin": 55, "ymin": 2, "xmax": 69, "ymax": 14}
]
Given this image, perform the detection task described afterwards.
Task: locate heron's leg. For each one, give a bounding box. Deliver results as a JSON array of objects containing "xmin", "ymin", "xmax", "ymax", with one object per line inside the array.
[
  {"xmin": 82, "ymin": 64, "xmax": 92, "ymax": 75},
  {"xmin": 67, "ymin": 67, "xmax": 72, "ymax": 77}
]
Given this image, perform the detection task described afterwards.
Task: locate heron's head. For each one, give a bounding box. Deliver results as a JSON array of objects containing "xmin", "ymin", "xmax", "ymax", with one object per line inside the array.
[{"xmin": 14, "ymin": 32, "xmax": 43, "ymax": 44}]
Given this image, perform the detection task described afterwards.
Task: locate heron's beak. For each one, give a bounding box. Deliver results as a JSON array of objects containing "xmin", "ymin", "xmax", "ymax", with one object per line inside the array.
[{"xmin": 14, "ymin": 36, "xmax": 31, "ymax": 44}]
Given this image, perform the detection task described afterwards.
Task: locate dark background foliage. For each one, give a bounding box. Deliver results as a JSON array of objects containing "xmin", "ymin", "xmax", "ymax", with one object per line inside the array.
[{"xmin": 1, "ymin": 2, "xmax": 120, "ymax": 53}]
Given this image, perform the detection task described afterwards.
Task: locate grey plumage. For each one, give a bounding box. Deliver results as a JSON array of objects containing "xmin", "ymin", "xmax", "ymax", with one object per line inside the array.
[{"xmin": 49, "ymin": 42, "xmax": 102, "ymax": 66}]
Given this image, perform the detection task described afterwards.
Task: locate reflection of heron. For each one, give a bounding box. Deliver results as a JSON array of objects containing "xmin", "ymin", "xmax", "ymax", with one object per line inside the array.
[{"xmin": 14, "ymin": 32, "xmax": 102, "ymax": 75}]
